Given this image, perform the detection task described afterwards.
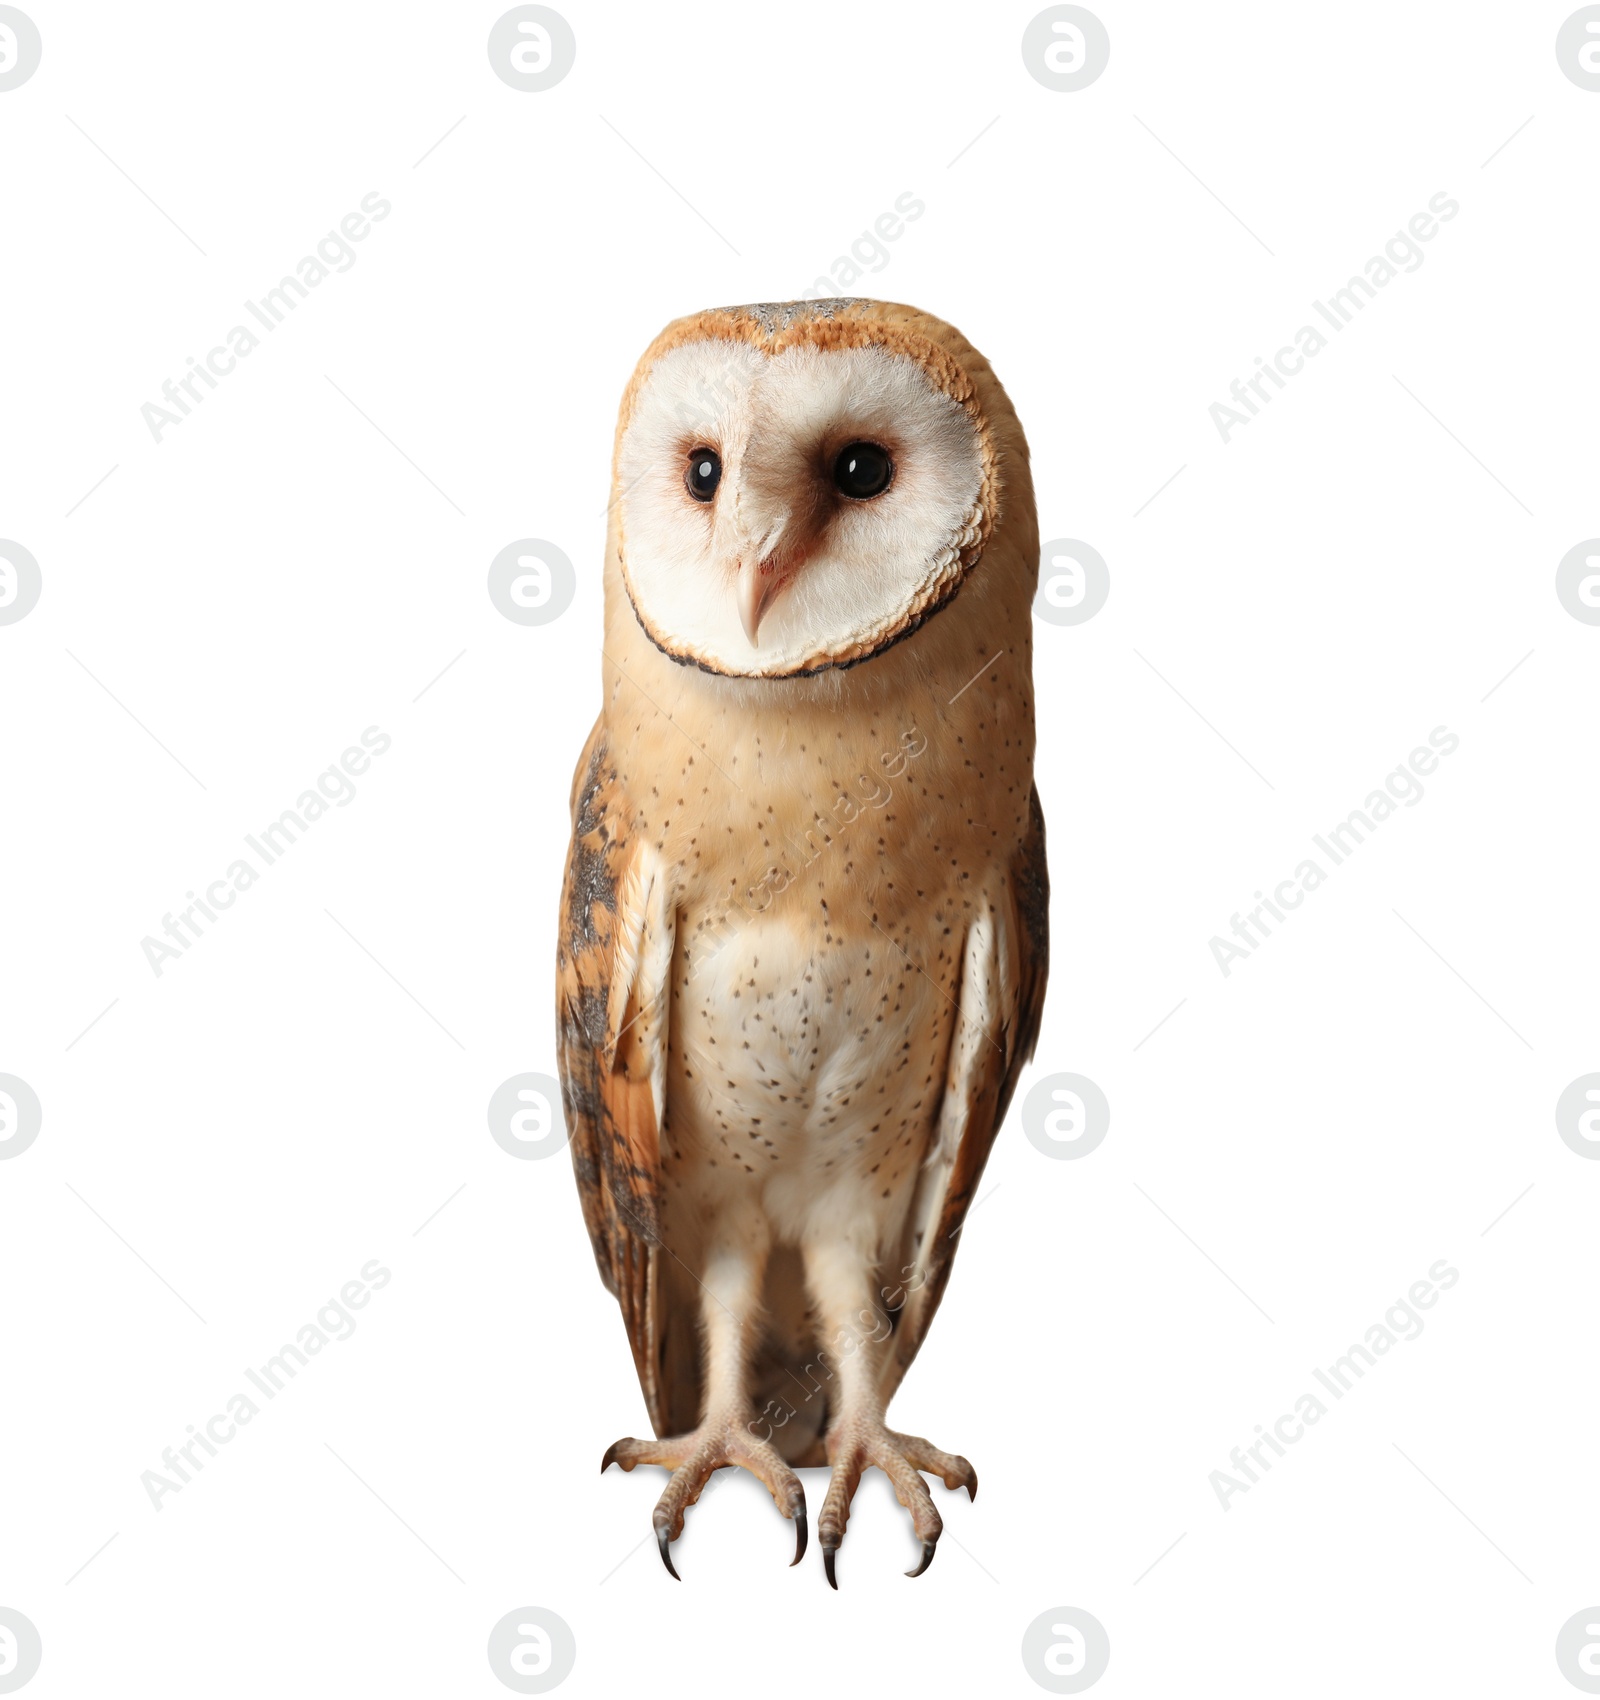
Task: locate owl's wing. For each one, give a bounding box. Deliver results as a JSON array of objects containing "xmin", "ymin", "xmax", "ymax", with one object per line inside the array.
[
  {"xmin": 880, "ymin": 784, "xmax": 1050, "ymax": 1404},
  {"xmin": 557, "ymin": 718, "xmax": 680, "ymax": 1435}
]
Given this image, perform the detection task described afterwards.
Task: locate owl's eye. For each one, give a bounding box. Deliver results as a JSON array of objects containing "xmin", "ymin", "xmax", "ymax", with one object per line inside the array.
[
  {"xmin": 833, "ymin": 441, "xmax": 894, "ymax": 499},
  {"xmin": 685, "ymin": 448, "xmax": 721, "ymax": 502}
]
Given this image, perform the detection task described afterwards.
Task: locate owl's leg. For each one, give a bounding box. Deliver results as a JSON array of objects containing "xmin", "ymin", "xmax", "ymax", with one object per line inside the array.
[
  {"xmin": 802, "ymin": 1238, "xmax": 977, "ymax": 1589},
  {"xmin": 601, "ymin": 1220, "xmax": 807, "ymax": 1579}
]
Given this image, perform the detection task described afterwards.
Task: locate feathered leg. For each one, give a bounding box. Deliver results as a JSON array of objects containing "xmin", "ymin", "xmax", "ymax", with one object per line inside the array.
[
  {"xmin": 602, "ymin": 1213, "xmax": 807, "ymax": 1577},
  {"xmin": 802, "ymin": 1238, "xmax": 976, "ymax": 1588}
]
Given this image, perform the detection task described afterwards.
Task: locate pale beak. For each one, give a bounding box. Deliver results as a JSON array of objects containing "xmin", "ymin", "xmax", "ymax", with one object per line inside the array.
[{"xmin": 736, "ymin": 555, "xmax": 785, "ymax": 648}]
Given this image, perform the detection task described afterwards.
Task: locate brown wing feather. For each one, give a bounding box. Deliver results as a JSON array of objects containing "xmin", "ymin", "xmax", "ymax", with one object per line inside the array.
[
  {"xmin": 556, "ymin": 718, "xmax": 677, "ymax": 1435},
  {"xmin": 881, "ymin": 784, "xmax": 1049, "ymax": 1402}
]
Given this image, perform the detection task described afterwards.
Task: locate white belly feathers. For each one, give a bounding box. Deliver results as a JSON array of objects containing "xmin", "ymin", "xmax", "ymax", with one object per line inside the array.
[{"xmin": 665, "ymin": 911, "xmax": 953, "ymax": 1244}]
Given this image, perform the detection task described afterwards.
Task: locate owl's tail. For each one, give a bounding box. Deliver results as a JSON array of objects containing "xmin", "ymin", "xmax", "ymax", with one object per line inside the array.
[{"xmin": 750, "ymin": 1244, "xmax": 830, "ymax": 1466}]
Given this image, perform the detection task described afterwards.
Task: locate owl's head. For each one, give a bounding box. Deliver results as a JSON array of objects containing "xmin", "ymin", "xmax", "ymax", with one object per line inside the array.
[{"xmin": 609, "ymin": 300, "xmax": 1004, "ymax": 680}]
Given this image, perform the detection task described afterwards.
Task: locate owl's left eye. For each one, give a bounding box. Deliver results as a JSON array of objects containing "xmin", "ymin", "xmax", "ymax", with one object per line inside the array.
[
  {"xmin": 685, "ymin": 448, "xmax": 721, "ymax": 502},
  {"xmin": 833, "ymin": 441, "xmax": 894, "ymax": 499}
]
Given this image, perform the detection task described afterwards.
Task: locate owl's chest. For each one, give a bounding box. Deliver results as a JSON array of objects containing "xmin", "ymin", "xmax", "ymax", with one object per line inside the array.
[
  {"xmin": 663, "ymin": 900, "xmax": 959, "ymax": 1188},
  {"xmin": 624, "ymin": 702, "xmax": 1003, "ymax": 1222}
]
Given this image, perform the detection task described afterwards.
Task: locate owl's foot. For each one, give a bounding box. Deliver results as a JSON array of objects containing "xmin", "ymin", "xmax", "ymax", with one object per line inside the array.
[
  {"xmin": 601, "ymin": 1420, "xmax": 807, "ymax": 1580},
  {"xmin": 817, "ymin": 1422, "xmax": 977, "ymax": 1588}
]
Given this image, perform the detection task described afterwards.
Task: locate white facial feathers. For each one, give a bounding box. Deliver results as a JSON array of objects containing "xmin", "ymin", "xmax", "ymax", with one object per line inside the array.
[{"xmin": 617, "ymin": 339, "xmax": 984, "ymax": 678}]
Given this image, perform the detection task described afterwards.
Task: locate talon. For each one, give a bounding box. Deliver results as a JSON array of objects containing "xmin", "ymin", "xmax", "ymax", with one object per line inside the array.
[
  {"xmin": 965, "ymin": 1467, "xmax": 978, "ymax": 1502},
  {"xmin": 905, "ymin": 1539, "xmax": 937, "ymax": 1578},
  {"xmin": 609, "ymin": 1421, "xmax": 803, "ymax": 1580},
  {"xmin": 823, "ymin": 1540, "xmax": 839, "ymax": 1590}
]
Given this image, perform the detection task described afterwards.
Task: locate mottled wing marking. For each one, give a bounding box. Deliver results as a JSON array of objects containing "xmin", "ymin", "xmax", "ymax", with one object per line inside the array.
[
  {"xmin": 557, "ymin": 718, "xmax": 677, "ymax": 1434},
  {"xmin": 881, "ymin": 785, "xmax": 1049, "ymax": 1401}
]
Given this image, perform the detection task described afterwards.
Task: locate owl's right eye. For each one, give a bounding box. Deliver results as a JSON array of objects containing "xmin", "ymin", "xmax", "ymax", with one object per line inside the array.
[{"xmin": 685, "ymin": 448, "xmax": 722, "ymax": 502}]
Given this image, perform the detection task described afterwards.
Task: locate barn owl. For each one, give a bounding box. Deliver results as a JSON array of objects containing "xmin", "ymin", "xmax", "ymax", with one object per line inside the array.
[{"xmin": 557, "ymin": 298, "xmax": 1047, "ymax": 1586}]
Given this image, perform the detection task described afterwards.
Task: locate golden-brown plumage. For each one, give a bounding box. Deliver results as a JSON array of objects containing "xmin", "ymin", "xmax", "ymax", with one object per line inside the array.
[{"xmin": 557, "ymin": 299, "xmax": 1047, "ymax": 1582}]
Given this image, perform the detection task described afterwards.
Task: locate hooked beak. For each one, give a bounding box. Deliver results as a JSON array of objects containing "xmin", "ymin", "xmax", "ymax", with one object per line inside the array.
[
  {"xmin": 737, "ymin": 557, "xmax": 778, "ymax": 642},
  {"xmin": 735, "ymin": 553, "xmax": 791, "ymax": 648}
]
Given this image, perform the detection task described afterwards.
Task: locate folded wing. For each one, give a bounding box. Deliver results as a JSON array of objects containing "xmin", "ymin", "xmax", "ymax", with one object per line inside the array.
[
  {"xmin": 557, "ymin": 721, "xmax": 683, "ymax": 1434},
  {"xmin": 881, "ymin": 785, "xmax": 1049, "ymax": 1403}
]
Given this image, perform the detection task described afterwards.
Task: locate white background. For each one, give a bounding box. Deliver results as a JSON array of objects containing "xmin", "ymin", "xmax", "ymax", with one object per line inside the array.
[{"xmin": 2, "ymin": 2, "xmax": 1597, "ymax": 1694}]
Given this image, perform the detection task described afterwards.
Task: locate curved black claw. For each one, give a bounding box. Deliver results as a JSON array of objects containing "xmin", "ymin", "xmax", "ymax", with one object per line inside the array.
[
  {"xmin": 791, "ymin": 1503, "xmax": 808, "ymax": 1567},
  {"xmin": 965, "ymin": 1465, "xmax": 978, "ymax": 1502},
  {"xmin": 600, "ymin": 1442, "xmax": 620, "ymax": 1474},
  {"xmin": 905, "ymin": 1539, "xmax": 937, "ymax": 1579},
  {"xmin": 823, "ymin": 1541, "xmax": 839, "ymax": 1590},
  {"xmin": 656, "ymin": 1525, "xmax": 681, "ymax": 1581}
]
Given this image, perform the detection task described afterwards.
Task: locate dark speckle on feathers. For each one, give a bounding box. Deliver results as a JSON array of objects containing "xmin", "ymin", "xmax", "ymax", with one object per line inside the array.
[
  {"xmin": 1014, "ymin": 785, "xmax": 1050, "ymax": 962},
  {"xmin": 567, "ymin": 743, "xmax": 620, "ymax": 950}
]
